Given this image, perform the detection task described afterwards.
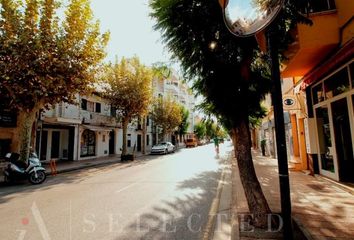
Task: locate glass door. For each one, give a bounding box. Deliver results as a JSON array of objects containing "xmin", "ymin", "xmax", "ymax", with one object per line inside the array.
[
  {"xmin": 331, "ymin": 97, "xmax": 354, "ymax": 182},
  {"xmin": 315, "ymin": 105, "xmax": 337, "ymax": 178}
]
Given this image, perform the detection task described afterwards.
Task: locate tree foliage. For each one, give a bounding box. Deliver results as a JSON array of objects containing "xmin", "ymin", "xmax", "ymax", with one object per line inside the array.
[
  {"xmin": 177, "ymin": 105, "xmax": 189, "ymax": 137},
  {"xmin": 0, "ymin": 0, "xmax": 109, "ymax": 160},
  {"xmin": 194, "ymin": 121, "xmax": 206, "ymax": 140},
  {"xmin": 150, "ymin": 0, "xmax": 307, "ymax": 227},
  {"xmin": 102, "ymin": 57, "xmax": 153, "ymax": 155},
  {"xmin": 151, "ymin": 97, "xmax": 182, "ymax": 139},
  {"xmin": 0, "ymin": 0, "xmax": 109, "ymax": 110}
]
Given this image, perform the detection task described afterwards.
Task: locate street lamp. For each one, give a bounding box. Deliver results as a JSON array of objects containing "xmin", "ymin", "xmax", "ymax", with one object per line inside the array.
[{"xmin": 218, "ymin": 0, "xmax": 293, "ymax": 239}]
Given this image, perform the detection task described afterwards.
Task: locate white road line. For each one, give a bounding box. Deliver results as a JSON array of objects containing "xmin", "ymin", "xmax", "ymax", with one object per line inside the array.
[
  {"xmin": 115, "ymin": 182, "xmax": 139, "ymax": 193},
  {"xmin": 31, "ymin": 202, "xmax": 51, "ymax": 240}
]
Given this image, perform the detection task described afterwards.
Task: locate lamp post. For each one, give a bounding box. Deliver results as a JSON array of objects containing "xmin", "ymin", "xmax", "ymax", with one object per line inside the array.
[{"xmin": 218, "ymin": 0, "xmax": 293, "ymax": 239}]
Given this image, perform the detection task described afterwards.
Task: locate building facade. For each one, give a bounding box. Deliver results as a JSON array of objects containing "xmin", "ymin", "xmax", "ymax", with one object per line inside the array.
[
  {"xmin": 37, "ymin": 93, "xmax": 122, "ymax": 161},
  {"xmin": 152, "ymin": 69, "xmax": 196, "ymax": 144},
  {"xmin": 279, "ymin": 0, "xmax": 354, "ymax": 182}
]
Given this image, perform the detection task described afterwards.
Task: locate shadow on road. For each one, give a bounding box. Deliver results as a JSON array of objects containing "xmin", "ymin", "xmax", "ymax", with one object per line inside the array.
[{"xmin": 119, "ymin": 153, "xmax": 231, "ymax": 240}]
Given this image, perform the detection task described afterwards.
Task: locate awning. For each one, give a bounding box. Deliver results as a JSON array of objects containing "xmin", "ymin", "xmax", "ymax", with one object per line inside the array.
[
  {"xmin": 300, "ymin": 39, "xmax": 354, "ymax": 90},
  {"xmin": 82, "ymin": 125, "xmax": 114, "ymax": 132}
]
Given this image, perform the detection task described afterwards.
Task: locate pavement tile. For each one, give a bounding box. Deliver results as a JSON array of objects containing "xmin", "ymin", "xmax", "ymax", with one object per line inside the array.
[{"xmin": 249, "ymin": 152, "xmax": 354, "ymax": 240}]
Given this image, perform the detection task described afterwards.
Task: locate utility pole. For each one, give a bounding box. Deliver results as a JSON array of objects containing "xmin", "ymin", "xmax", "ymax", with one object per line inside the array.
[{"xmin": 268, "ymin": 25, "xmax": 294, "ymax": 240}]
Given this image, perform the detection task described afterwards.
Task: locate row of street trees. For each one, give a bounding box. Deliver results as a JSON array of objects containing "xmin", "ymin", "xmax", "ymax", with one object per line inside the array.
[
  {"xmin": 194, "ymin": 120, "xmax": 226, "ymax": 142},
  {"xmin": 150, "ymin": 0, "xmax": 309, "ymax": 228},
  {"xmin": 0, "ymin": 0, "xmax": 188, "ymax": 161},
  {"xmin": 101, "ymin": 57, "xmax": 186, "ymax": 157}
]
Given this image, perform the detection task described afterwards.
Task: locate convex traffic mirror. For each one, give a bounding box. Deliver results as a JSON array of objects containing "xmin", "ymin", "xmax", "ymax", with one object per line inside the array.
[{"xmin": 220, "ymin": 0, "xmax": 284, "ymax": 37}]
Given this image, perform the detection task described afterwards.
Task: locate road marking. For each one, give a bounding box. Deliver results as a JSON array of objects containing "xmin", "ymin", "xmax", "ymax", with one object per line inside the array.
[
  {"xmin": 115, "ymin": 182, "xmax": 139, "ymax": 194},
  {"xmin": 31, "ymin": 202, "xmax": 51, "ymax": 240}
]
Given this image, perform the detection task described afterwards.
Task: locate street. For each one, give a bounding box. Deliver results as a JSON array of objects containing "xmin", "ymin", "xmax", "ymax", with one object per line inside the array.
[{"xmin": 0, "ymin": 143, "xmax": 231, "ymax": 240}]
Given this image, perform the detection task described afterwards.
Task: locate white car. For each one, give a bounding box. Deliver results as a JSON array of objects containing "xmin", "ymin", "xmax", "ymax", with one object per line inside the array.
[{"xmin": 151, "ymin": 142, "xmax": 175, "ymax": 154}]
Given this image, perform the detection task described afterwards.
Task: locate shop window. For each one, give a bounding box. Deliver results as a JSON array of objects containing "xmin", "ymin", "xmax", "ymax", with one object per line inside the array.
[
  {"xmin": 312, "ymin": 83, "xmax": 324, "ymax": 104},
  {"xmin": 95, "ymin": 103, "xmax": 101, "ymax": 113},
  {"xmin": 315, "ymin": 106, "xmax": 335, "ymax": 173},
  {"xmin": 80, "ymin": 129, "xmax": 96, "ymax": 157},
  {"xmin": 324, "ymin": 68, "xmax": 350, "ymax": 99},
  {"xmin": 0, "ymin": 139, "xmax": 11, "ymax": 160}
]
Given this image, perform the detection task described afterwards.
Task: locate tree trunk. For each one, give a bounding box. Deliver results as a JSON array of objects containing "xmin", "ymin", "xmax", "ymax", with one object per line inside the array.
[
  {"xmin": 233, "ymin": 116, "xmax": 271, "ymax": 228},
  {"xmin": 12, "ymin": 109, "xmax": 38, "ymax": 162},
  {"xmin": 121, "ymin": 117, "xmax": 129, "ymax": 156}
]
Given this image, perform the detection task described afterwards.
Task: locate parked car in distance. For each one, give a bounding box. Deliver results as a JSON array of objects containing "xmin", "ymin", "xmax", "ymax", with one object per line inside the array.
[
  {"xmin": 151, "ymin": 142, "xmax": 175, "ymax": 154},
  {"xmin": 185, "ymin": 138, "xmax": 198, "ymax": 148}
]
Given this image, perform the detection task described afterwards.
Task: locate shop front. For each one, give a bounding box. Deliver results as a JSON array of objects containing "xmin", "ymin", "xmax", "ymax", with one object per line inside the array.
[{"xmin": 311, "ymin": 60, "xmax": 354, "ymax": 182}]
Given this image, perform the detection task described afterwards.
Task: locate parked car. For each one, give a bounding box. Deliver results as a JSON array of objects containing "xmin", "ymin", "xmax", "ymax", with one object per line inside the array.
[
  {"xmin": 185, "ymin": 138, "xmax": 198, "ymax": 148},
  {"xmin": 151, "ymin": 142, "xmax": 175, "ymax": 154}
]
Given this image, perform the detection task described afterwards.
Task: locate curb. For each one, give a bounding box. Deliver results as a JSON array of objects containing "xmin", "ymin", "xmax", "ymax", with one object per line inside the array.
[
  {"xmin": 203, "ymin": 152, "xmax": 232, "ymax": 240},
  {"xmin": 45, "ymin": 154, "xmax": 148, "ymax": 176},
  {"xmin": 45, "ymin": 160, "xmax": 120, "ymax": 176},
  {"xmin": 203, "ymin": 166, "xmax": 227, "ymax": 240}
]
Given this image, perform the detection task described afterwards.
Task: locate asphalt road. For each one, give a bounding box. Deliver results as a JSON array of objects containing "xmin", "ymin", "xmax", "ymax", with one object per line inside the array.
[{"xmin": 0, "ymin": 143, "xmax": 231, "ymax": 240}]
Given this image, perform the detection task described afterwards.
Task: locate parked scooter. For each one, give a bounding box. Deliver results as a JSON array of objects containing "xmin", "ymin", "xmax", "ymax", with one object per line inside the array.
[{"xmin": 3, "ymin": 151, "xmax": 46, "ymax": 185}]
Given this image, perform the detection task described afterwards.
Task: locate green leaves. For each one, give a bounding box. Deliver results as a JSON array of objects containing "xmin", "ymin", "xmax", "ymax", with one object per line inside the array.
[
  {"xmin": 0, "ymin": 0, "xmax": 109, "ymax": 111},
  {"xmin": 151, "ymin": 97, "xmax": 183, "ymax": 134},
  {"xmin": 102, "ymin": 56, "xmax": 153, "ymax": 121}
]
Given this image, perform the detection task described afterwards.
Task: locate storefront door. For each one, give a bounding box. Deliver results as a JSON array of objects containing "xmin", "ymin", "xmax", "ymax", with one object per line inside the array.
[
  {"xmin": 331, "ymin": 98, "xmax": 354, "ymax": 182},
  {"xmin": 51, "ymin": 131, "xmax": 60, "ymax": 159},
  {"xmin": 315, "ymin": 105, "xmax": 337, "ymax": 179}
]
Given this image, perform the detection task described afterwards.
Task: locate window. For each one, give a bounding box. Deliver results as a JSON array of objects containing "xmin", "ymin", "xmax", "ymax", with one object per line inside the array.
[
  {"xmin": 95, "ymin": 103, "xmax": 101, "ymax": 113},
  {"xmin": 146, "ymin": 116, "xmax": 150, "ymax": 126},
  {"xmin": 81, "ymin": 99, "xmax": 87, "ymax": 110},
  {"xmin": 300, "ymin": 0, "xmax": 336, "ymax": 14},
  {"xmin": 312, "ymin": 83, "xmax": 324, "ymax": 104},
  {"xmin": 316, "ymin": 106, "xmax": 334, "ymax": 172},
  {"xmin": 324, "ymin": 68, "xmax": 350, "ymax": 99},
  {"xmin": 80, "ymin": 130, "xmax": 96, "ymax": 157}
]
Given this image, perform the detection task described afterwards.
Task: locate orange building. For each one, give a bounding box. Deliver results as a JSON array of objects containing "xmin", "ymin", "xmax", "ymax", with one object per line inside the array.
[{"xmin": 282, "ymin": 0, "xmax": 354, "ymax": 182}]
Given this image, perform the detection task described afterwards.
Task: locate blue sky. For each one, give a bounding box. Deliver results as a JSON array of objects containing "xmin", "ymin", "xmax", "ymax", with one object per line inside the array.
[{"xmin": 90, "ymin": 0, "xmax": 172, "ymax": 66}]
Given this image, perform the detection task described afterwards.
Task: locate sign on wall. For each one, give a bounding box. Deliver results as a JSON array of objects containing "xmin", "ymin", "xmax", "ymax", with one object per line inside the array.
[
  {"xmin": 283, "ymin": 94, "xmax": 300, "ymax": 110},
  {"xmin": 0, "ymin": 110, "xmax": 17, "ymax": 127}
]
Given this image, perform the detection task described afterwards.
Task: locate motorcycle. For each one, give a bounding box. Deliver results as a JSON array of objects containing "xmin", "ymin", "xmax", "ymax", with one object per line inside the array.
[{"xmin": 3, "ymin": 151, "xmax": 46, "ymax": 185}]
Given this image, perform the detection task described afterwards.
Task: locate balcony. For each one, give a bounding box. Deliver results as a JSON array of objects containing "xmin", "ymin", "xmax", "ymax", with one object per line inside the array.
[
  {"xmin": 281, "ymin": 8, "xmax": 339, "ymax": 78},
  {"xmin": 81, "ymin": 111, "xmax": 121, "ymax": 127}
]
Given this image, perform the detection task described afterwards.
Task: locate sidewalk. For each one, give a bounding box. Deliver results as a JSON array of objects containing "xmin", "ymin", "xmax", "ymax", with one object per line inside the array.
[
  {"xmin": 43, "ymin": 152, "xmax": 146, "ymax": 175},
  {"xmin": 213, "ymin": 151, "xmax": 354, "ymax": 240}
]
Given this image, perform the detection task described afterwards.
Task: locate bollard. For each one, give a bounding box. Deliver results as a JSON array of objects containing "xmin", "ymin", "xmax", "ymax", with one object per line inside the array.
[{"xmin": 49, "ymin": 159, "xmax": 57, "ymax": 176}]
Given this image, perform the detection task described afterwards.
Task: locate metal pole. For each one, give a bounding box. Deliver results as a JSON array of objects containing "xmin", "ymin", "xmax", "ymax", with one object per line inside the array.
[{"xmin": 267, "ymin": 27, "xmax": 294, "ymax": 239}]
